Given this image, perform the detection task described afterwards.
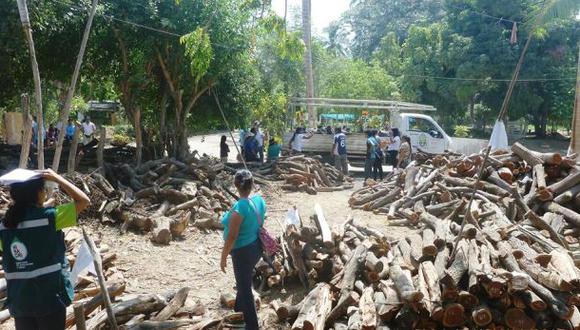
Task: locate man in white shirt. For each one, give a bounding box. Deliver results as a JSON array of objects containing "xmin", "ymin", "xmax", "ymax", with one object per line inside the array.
[
  {"xmin": 81, "ymin": 116, "xmax": 97, "ymax": 146},
  {"xmin": 253, "ymin": 121, "xmax": 266, "ymax": 163}
]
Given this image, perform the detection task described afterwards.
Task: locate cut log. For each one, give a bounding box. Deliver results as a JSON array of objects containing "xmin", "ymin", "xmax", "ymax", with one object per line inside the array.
[
  {"xmin": 364, "ymin": 252, "xmax": 384, "ymax": 273},
  {"xmin": 472, "ymin": 304, "xmax": 492, "ymax": 327},
  {"xmin": 549, "ymin": 250, "xmax": 580, "ymax": 288},
  {"xmin": 418, "ymin": 261, "xmax": 443, "ymax": 321},
  {"xmin": 511, "ymin": 142, "xmax": 543, "ymax": 166},
  {"xmin": 520, "ymin": 290, "xmax": 547, "ymax": 312},
  {"xmin": 151, "ymin": 287, "xmax": 190, "ymax": 321},
  {"xmin": 377, "ymin": 280, "xmax": 401, "ymax": 322},
  {"xmin": 325, "ymin": 291, "xmax": 359, "ymax": 326},
  {"xmin": 85, "ymin": 294, "xmax": 166, "ymax": 329},
  {"xmin": 313, "ymin": 204, "xmax": 333, "ymax": 248},
  {"xmin": 543, "ymin": 202, "xmax": 580, "ymax": 228},
  {"xmin": 292, "ymin": 283, "xmax": 332, "ymax": 330},
  {"xmin": 443, "ymin": 303, "xmax": 465, "ymax": 328},
  {"xmin": 547, "ymin": 170, "xmax": 580, "ymax": 197},
  {"xmin": 440, "ymin": 239, "xmax": 469, "ymax": 288},
  {"xmin": 358, "ymin": 287, "xmax": 376, "ymax": 330},
  {"xmin": 504, "ymin": 308, "xmax": 535, "ymax": 330},
  {"xmin": 422, "ymin": 228, "xmax": 437, "ymax": 258},
  {"xmin": 389, "ymin": 264, "xmax": 423, "ymax": 303},
  {"xmin": 434, "ymin": 246, "xmax": 450, "ymax": 278}
]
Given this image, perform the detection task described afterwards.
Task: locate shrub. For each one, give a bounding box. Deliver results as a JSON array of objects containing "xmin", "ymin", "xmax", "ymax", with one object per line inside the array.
[
  {"xmin": 111, "ymin": 134, "xmax": 131, "ymax": 147},
  {"xmin": 454, "ymin": 125, "xmax": 471, "ymax": 138}
]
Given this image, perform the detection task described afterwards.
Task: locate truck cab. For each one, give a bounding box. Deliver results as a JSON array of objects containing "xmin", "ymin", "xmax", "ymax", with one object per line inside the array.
[{"xmin": 394, "ymin": 113, "xmax": 452, "ymax": 154}]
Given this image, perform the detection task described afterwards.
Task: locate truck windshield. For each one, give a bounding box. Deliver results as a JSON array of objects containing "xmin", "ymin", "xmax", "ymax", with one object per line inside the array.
[{"xmin": 408, "ymin": 117, "xmax": 443, "ymax": 139}]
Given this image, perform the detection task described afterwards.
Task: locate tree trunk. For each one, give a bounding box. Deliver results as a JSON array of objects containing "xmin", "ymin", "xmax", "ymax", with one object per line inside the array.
[
  {"xmin": 17, "ymin": 0, "xmax": 44, "ymax": 169},
  {"xmin": 302, "ymin": 0, "xmax": 315, "ymax": 128},
  {"xmin": 67, "ymin": 124, "xmax": 81, "ymax": 174},
  {"xmin": 52, "ymin": 0, "xmax": 99, "ymax": 171},
  {"xmin": 568, "ymin": 45, "xmax": 580, "ymax": 155},
  {"xmin": 135, "ymin": 106, "xmax": 143, "ymax": 166},
  {"xmin": 19, "ymin": 93, "xmax": 32, "ymax": 169},
  {"xmin": 97, "ymin": 126, "xmax": 106, "ymax": 174}
]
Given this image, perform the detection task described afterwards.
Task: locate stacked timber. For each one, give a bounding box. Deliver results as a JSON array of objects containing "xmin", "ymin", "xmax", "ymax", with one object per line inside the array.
[
  {"xmin": 257, "ymin": 155, "xmax": 354, "ymax": 194},
  {"xmin": 265, "ymin": 144, "xmax": 580, "ymax": 329},
  {"xmin": 56, "ymin": 153, "xmax": 240, "ymax": 244}
]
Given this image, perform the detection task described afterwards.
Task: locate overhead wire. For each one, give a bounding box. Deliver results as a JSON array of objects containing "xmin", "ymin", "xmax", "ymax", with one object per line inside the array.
[{"xmin": 402, "ymin": 74, "xmax": 576, "ymax": 82}]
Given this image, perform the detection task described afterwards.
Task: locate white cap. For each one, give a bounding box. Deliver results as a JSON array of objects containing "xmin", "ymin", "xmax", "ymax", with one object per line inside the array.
[{"xmin": 0, "ymin": 169, "xmax": 41, "ymax": 185}]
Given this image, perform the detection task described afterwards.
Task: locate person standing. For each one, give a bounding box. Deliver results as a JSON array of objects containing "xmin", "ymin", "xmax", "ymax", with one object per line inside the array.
[
  {"xmin": 65, "ymin": 119, "xmax": 76, "ymax": 142},
  {"xmin": 371, "ymin": 130, "xmax": 384, "ymax": 180},
  {"xmin": 365, "ymin": 131, "xmax": 378, "ymax": 180},
  {"xmin": 81, "ymin": 117, "xmax": 97, "ymax": 146},
  {"xmin": 243, "ymin": 130, "xmax": 259, "ymax": 162},
  {"xmin": 0, "ymin": 168, "xmax": 90, "ymax": 330},
  {"xmin": 220, "ymin": 170, "xmax": 265, "ymax": 330},
  {"xmin": 398, "ymin": 135, "xmax": 412, "ymax": 169},
  {"xmin": 220, "ymin": 135, "xmax": 230, "ymax": 163},
  {"xmin": 387, "ymin": 128, "xmax": 401, "ymax": 168},
  {"xmin": 267, "ymin": 138, "xmax": 281, "ymax": 162},
  {"xmin": 332, "ymin": 127, "xmax": 348, "ymax": 175},
  {"xmin": 289, "ymin": 127, "xmax": 313, "ymax": 154},
  {"xmin": 253, "ymin": 121, "xmax": 265, "ymax": 163}
]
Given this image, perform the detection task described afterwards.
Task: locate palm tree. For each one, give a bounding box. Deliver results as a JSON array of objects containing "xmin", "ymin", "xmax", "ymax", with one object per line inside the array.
[{"xmin": 302, "ymin": 0, "xmax": 316, "ymax": 128}]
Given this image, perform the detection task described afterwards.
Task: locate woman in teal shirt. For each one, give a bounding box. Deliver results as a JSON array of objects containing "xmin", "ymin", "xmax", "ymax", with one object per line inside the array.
[{"xmin": 220, "ymin": 170, "xmax": 265, "ymax": 330}]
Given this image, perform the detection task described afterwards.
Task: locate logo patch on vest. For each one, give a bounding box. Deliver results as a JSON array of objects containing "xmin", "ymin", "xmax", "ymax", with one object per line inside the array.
[{"xmin": 10, "ymin": 239, "xmax": 28, "ymax": 261}]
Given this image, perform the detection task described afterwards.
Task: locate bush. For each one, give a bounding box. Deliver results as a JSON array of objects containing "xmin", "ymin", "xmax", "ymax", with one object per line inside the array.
[
  {"xmin": 113, "ymin": 125, "xmax": 134, "ymax": 137},
  {"xmin": 454, "ymin": 125, "xmax": 471, "ymax": 138},
  {"xmin": 111, "ymin": 134, "xmax": 131, "ymax": 147}
]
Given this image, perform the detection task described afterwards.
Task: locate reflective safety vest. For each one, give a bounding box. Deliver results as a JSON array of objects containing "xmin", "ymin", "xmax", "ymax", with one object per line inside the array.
[{"xmin": 0, "ymin": 207, "xmax": 73, "ymax": 317}]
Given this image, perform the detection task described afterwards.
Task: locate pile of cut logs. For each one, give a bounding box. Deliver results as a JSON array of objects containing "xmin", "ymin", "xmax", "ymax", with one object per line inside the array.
[
  {"xmin": 261, "ymin": 143, "xmax": 580, "ymax": 329},
  {"xmin": 58, "ymin": 153, "xmax": 240, "ymax": 244},
  {"xmin": 256, "ymin": 155, "xmax": 354, "ymax": 194}
]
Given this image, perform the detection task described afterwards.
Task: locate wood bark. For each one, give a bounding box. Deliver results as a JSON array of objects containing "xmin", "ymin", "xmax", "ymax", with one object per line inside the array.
[
  {"xmin": 389, "ymin": 264, "xmax": 423, "ymax": 303},
  {"xmin": 97, "ymin": 126, "xmax": 105, "ymax": 174},
  {"xmin": 19, "ymin": 93, "xmax": 32, "ymax": 169},
  {"xmin": 151, "ymin": 202, "xmax": 172, "ymax": 245},
  {"xmin": 151, "ymin": 287, "xmax": 189, "ymax": 321},
  {"xmin": 17, "ymin": 0, "xmax": 44, "ymax": 169},
  {"xmin": 67, "ymin": 125, "xmax": 82, "ymax": 174},
  {"xmin": 543, "ymin": 202, "xmax": 580, "ymax": 228},
  {"xmin": 292, "ymin": 283, "xmax": 331, "ymax": 330},
  {"xmin": 359, "ymin": 286, "xmax": 376, "ymax": 330}
]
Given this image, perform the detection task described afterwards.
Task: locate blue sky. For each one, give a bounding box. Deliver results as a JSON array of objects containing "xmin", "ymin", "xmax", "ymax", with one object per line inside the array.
[{"xmin": 271, "ymin": 0, "xmax": 351, "ymax": 36}]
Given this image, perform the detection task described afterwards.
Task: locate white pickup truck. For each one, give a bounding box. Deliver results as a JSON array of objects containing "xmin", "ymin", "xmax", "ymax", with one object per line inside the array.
[{"xmin": 284, "ymin": 112, "xmax": 489, "ymax": 163}]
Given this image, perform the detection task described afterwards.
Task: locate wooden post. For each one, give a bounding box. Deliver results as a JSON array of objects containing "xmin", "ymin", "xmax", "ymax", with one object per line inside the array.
[
  {"xmin": 67, "ymin": 124, "xmax": 81, "ymax": 175},
  {"xmin": 52, "ymin": 0, "xmax": 100, "ymax": 171},
  {"xmin": 134, "ymin": 106, "xmax": 143, "ymax": 166},
  {"xmin": 97, "ymin": 126, "xmax": 106, "ymax": 174},
  {"xmin": 74, "ymin": 303, "xmax": 87, "ymax": 330},
  {"xmin": 81, "ymin": 228, "xmax": 118, "ymax": 330},
  {"xmin": 16, "ymin": 0, "xmax": 44, "ymax": 169},
  {"xmin": 19, "ymin": 93, "xmax": 32, "ymax": 168},
  {"xmin": 569, "ymin": 44, "xmax": 580, "ymax": 155}
]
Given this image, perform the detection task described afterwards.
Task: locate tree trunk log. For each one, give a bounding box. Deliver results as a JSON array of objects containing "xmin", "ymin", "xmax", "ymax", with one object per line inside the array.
[
  {"xmin": 151, "ymin": 287, "xmax": 189, "ymax": 321},
  {"xmin": 19, "ymin": 94, "xmax": 32, "ymax": 169},
  {"xmin": 389, "ymin": 264, "xmax": 423, "ymax": 303},
  {"xmin": 292, "ymin": 283, "xmax": 332, "ymax": 330},
  {"xmin": 359, "ymin": 286, "xmax": 376, "ymax": 330}
]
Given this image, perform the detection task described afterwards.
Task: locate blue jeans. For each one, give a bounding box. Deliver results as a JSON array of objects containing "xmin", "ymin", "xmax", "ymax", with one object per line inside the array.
[{"xmin": 231, "ymin": 241, "xmax": 261, "ymax": 329}]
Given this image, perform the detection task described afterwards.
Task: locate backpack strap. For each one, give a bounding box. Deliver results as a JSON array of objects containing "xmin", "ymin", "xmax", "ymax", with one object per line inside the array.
[{"xmin": 247, "ymin": 198, "xmax": 263, "ymax": 228}]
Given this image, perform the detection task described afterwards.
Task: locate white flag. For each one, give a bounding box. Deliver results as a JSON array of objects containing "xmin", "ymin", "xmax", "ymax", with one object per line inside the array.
[
  {"xmin": 490, "ymin": 120, "xmax": 509, "ymax": 151},
  {"xmin": 70, "ymin": 239, "xmax": 97, "ymax": 286}
]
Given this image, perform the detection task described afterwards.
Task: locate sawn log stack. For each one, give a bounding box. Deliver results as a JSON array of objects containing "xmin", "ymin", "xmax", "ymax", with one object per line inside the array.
[{"xmin": 260, "ymin": 143, "xmax": 580, "ymax": 329}]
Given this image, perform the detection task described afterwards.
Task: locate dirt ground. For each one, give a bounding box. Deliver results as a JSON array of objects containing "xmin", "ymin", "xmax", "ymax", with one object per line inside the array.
[{"xmin": 84, "ymin": 177, "xmax": 412, "ymax": 329}]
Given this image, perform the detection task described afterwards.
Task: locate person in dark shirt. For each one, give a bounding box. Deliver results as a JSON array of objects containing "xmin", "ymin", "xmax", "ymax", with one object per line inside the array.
[
  {"xmin": 220, "ymin": 135, "xmax": 230, "ymax": 163},
  {"xmin": 332, "ymin": 127, "xmax": 348, "ymax": 175},
  {"xmin": 243, "ymin": 130, "xmax": 259, "ymax": 162}
]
